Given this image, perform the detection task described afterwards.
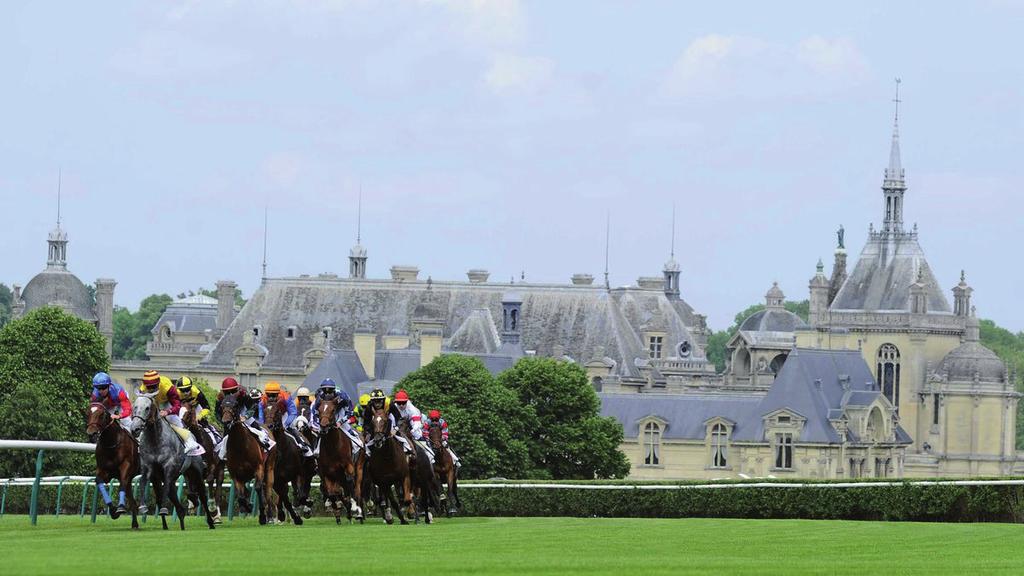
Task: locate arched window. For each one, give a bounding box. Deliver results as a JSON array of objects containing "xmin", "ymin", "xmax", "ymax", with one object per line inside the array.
[
  {"xmin": 643, "ymin": 422, "xmax": 661, "ymax": 466},
  {"xmin": 769, "ymin": 353, "xmax": 787, "ymax": 374},
  {"xmin": 710, "ymin": 423, "xmax": 728, "ymax": 468},
  {"xmin": 734, "ymin": 348, "xmax": 751, "ymax": 376},
  {"xmin": 876, "ymin": 344, "xmax": 901, "ymax": 411},
  {"xmin": 510, "ymin": 309, "xmax": 518, "ymax": 330}
]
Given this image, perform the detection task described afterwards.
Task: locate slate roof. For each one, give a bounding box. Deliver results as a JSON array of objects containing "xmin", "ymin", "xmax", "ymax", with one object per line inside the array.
[
  {"xmin": 201, "ymin": 277, "xmax": 708, "ymax": 377},
  {"xmin": 739, "ymin": 309, "xmax": 807, "ymax": 333},
  {"xmin": 600, "ymin": 393, "xmax": 761, "ymax": 440},
  {"xmin": 20, "ymin": 269, "xmax": 95, "ymax": 322},
  {"xmin": 831, "ymin": 235, "xmax": 952, "ymax": 313},
  {"xmin": 151, "ymin": 299, "xmax": 218, "ymax": 335}
]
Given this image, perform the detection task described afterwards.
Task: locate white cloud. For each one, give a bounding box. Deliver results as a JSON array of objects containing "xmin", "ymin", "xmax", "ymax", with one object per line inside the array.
[
  {"xmin": 424, "ymin": 0, "xmax": 525, "ymax": 47},
  {"xmin": 664, "ymin": 34, "xmax": 871, "ymax": 101},
  {"xmin": 484, "ymin": 52, "xmax": 553, "ymax": 94}
]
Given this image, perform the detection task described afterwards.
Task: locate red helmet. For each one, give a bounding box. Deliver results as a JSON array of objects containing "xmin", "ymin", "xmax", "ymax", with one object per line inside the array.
[
  {"xmin": 221, "ymin": 377, "xmax": 240, "ymax": 392},
  {"xmin": 394, "ymin": 390, "xmax": 410, "ymax": 403},
  {"xmin": 428, "ymin": 409, "xmax": 441, "ymax": 420}
]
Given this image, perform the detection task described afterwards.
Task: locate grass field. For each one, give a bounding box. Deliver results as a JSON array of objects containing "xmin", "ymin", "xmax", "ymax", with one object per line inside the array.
[{"xmin": 2, "ymin": 515, "xmax": 1023, "ymax": 575}]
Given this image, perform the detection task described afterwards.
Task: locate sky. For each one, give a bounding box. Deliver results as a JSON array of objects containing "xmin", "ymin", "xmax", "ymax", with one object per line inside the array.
[{"xmin": 2, "ymin": 1, "xmax": 1023, "ymax": 332}]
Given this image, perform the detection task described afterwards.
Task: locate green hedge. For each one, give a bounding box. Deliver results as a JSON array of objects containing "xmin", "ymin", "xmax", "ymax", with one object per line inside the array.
[{"xmin": 457, "ymin": 483, "xmax": 1024, "ymax": 523}]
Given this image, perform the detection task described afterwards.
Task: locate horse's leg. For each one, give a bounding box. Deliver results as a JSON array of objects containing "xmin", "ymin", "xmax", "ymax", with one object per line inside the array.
[
  {"xmin": 212, "ymin": 462, "xmax": 224, "ymax": 523},
  {"xmin": 257, "ymin": 460, "xmax": 270, "ymax": 525},
  {"xmin": 151, "ymin": 475, "xmax": 168, "ymax": 530},
  {"xmin": 383, "ymin": 483, "xmax": 401, "ymax": 525},
  {"xmin": 164, "ymin": 465, "xmax": 188, "ymax": 531},
  {"xmin": 124, "ymin": 469, "xmax": 140, "ymax": 530},
  {"xmin": 188, "ymin": 465, "xmax": 216, "ymax": 530},
  {"xmin": 449, "ymin": 465, "xmax": 461, "ymax": 513},
  {"xmin": 353, "ymin": 456, "xmax": 365, "ymax": 521},
  {"xmin": 279, "ymin": 478, "xmax": 302, "ymax": 526},
  {"xmin": 137, "ymin": 466, "xmax": 150, "ymax": 516}
]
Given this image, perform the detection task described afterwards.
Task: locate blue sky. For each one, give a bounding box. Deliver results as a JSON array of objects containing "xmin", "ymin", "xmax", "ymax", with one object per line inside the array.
[{"xmin": 2, "ymin": 1, "xmax": 1022, "ymax": 331}]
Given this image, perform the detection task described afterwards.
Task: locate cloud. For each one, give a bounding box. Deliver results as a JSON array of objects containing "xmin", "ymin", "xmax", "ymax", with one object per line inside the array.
[
  {"xmin": 484, "ymin": 52, "xmax": 554, "ymax": 94},
  {"xmin": 425, "ymin": 0, "xmax": 525, "ymax": 47},
  {"xmin": 664, "ymin": 34, "xmax": 870, "ymax": 101}
]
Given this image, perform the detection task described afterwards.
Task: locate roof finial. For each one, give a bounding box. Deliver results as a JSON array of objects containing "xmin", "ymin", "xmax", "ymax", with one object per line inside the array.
[
  {"xmin": 603, "ymin": 212, "xmax": 610, "ymax": 290},
  {"xmin": 357, "ymin": 182, "xmax": 362, "ymax": 245},
  {"xmin": 893, "ymin": 77, "xmax": 901, "ymax": 125},
  {"xmin": 960, "ymin": 269, "xmax": 966, "ymax": 283},
  {"xmin": 262, "ymin": 205, "xmax": 269, "ymax": 283}
]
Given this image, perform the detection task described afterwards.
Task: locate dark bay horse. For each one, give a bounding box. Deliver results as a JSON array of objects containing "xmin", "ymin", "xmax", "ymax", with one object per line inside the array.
[
  {"xmin": 399, "ymin": 420, "xmax": 439, "ymax": 524},
  {"xmin": 86, "ymin": 403, "xmax": 140, "ymax": 529},
  {"xmin": 428, "ymin": 424, "xmax": 461, "ymax": 516},
  {"xmin": 265, "ymin": 399, "xmax": 305, "ymax": 525},
  {"xmin": 181, "ymin": 404, "xmax": 225, "ymax": 523},
  {"xmin": 131, "ymin": 394, "xmax": 215, "ymax": 530},
  {"xmin": 296, "ymin": 404, "xmax": 318, "ymax": 518},
  {"xmin": 219, "ymin": 393, "xmax": 272, "ymax": 525},
  {"xmin": 316, "ymin": 398, "xmax": 360, "ymax": 524},
  {"xmin": 356, "ymin": 406, "xmax": 414, "ymax": 525}
]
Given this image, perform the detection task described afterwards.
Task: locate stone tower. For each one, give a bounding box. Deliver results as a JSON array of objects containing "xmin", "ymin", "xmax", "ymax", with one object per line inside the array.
[
  {"xmin": 808, "ymin": 259, "xmax": 830, "ymax": 326},
  {"xmin": 216, "ymin": 280, "xmax": 237, "ymax": 333},
  {"xmin": 95, "ymin": 278, "xmax": 116, "ymax": 356}
]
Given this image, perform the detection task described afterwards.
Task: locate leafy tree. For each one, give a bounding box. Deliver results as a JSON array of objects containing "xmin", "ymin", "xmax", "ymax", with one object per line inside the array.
[
  {"xmin": 705, "ymin": 300, "xmax": 809, "ymax": 372},
  {"xmin": 0, "ymin": 283, "xmax": 12, "ymax": 328},
  {"xmin": 111, "ymin": 294, "xmax": 173, "ymax": 360},
  {"xmin": 978, "ymin": 319, "xmax": 1024, "ymax": 449},
  {"xmin": 0, "ymin": 307, "xmax": 109, "ymax": 478},
  {"xmin": 498, "ymin": 357, "xmax": 630, "ymax": 479},
  {"xmin": 198, "ymin": 287, "xmax": 246, "ymax": 308},
  {"xmin": 398, "ymin": 355, "xmax": 533, "ymax": 479}
]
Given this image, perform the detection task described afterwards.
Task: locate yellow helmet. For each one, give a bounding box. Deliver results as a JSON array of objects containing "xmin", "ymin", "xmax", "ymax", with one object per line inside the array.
[
  {"xmin": 296, "ymin": 387, "xmax": 312, "ymax": 399},
  {"xmin": 176, "ymin": 377, "xmax": 194, "ymax": 397},
  {"xmin": 265, "ymin": 381, "xmax": 282, "ymax": 394},
  {"xmin": 359, "ymin": 394, "xmax": 370, "ymax": 407}
]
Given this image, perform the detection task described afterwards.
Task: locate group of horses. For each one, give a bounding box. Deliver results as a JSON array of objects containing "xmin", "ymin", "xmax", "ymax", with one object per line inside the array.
[{"xmin": 86, "ymin": 392, "xmax": 461, "ymax": 530}]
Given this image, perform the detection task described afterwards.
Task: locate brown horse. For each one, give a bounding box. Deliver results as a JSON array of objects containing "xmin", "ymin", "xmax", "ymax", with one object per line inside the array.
[
  {"xmin": 399, "ymin": 419, "xmax": 439, "ymax": 524},
  {"xmin": 181, "ymin": 404, "xmax": 225, "ymax": 523},
  {"xmin": 356, "ymin": 405, "xmax": 414, "ymax": 524},
  {"xmin": 428, "ymin": 424, "xmax": 461, "ymax": 516},
  {"xmin": 316, "ymin": 398, "xmax": 360, "ymax": 524},
  {"xmin": 219, "ymin": 393, "xmax": 272, "ymax": 525},
  {"xmin": 296, "ymin": 402, "xmax": 318, "ymax": 518},
  {"xmin": 264, "ymin": 398, "xmax": 305, "ymax": 525},
  {"xmin": 86, "ymin": 403, "xmax": 140, "ymax": 529}
]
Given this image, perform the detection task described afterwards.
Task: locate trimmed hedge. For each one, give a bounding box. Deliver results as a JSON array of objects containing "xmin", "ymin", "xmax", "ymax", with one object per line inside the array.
[{"xmin": 457, "ymin": 483, "xmax": 1024, "ymax": 523}]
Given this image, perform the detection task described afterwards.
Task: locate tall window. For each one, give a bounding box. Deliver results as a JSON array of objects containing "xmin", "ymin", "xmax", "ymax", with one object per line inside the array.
[
  {"xmin": 711, "ymin": 424, "xmax": 728, "ymax": 468},
  {"xmin": 643, "ymin": 422, "xmax": 661, "ymax": 466},
  {"xmin": 933, "ymin": 394, "xmax": 940, "ymax": 426},
  {"xmin": 649, "ymin": 336, "xmax": 664, "ymax": 359},
  {"xmin": 877, "ymin": 344, "xmax": 901, "ymax": 412},
  {"xmin": 774, "ymin": 433, "xmax": 793, "ymax": 469}
]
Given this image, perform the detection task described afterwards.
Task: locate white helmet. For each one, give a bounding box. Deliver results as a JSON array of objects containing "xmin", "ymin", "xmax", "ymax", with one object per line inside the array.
[{"xmin": 296, "ymin": 386, "xmax": 312, "ymax": 399}]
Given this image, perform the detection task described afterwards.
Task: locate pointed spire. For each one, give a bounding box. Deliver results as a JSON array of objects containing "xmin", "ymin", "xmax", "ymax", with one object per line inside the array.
[
  {"xmin": 47, "ymin": 170, "xmax": 69, "ymax": 270},
  {"xmin": 349, "ymin": 186, "xmax": 368, "ymax": 279},
  {"xmin": 261, "ymin": 206, "xmax": 269, "ymax": 283},
  {"xmin": 884, "ymin": 78, "xmax": 905, "ymax": 187}
]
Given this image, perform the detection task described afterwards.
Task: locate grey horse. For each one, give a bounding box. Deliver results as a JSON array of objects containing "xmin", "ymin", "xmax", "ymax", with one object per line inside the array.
[{"xmin": 130, "ymin": 393, "xmax": 215, "ymax": 530}]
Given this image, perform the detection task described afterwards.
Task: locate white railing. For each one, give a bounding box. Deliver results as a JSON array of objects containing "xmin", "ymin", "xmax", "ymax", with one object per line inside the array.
[{"xmin": 457, "ymin": 479, "xmax": 1024, "ymax": 490}]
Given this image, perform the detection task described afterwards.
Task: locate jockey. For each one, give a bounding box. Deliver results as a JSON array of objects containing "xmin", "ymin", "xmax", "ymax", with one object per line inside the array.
[
  {"xmin": 393, "ymin": 389, "xmax": 434, "ymax": 464},
  {"xmin": 213, "ymin": 377, "xmax": 274, "ymax": 458},
  {"xmin": 309, "ymin": 378, "xmax": 362, "ymax": 457},
  {"xmin": 352, "ymin": 394, "xmax": 371, "ymax": 434},
  {"xmin": 139, "ymin": 370, "xmax": 204, "ymax": 457},
  {"xmin": 295, "ymin": 387, "xmax": 313, "ymax": 420},
  {"xmin": 362, "ymin": 388, "xmax": 414, "ymax": 457},
  {"xmin": 423, "ymin": 409, "xmax": 461, "ymax": 469},
  {"xmin": 258, "ymin": 381, "xmax": 313, "ymax": 457},
  {"xmin": 176, "ymin": 376, "xmax": 219, "ymax": 444},
  {"xmin": 90, "ymin": 372, "xmax": 131, "ymax": 428}
]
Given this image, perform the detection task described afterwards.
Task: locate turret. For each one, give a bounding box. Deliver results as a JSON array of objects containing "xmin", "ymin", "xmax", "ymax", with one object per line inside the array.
[{"xmin": 809, "ymin": 259, "xmax": 830, "ymax": 326}]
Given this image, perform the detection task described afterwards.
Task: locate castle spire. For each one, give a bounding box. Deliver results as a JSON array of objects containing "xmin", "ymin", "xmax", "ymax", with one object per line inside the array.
[
  {"xmin": 349, "ymin": 185, "xmax": 368, "ymax": 279},
  {"xmin": 881, "ymin": 78, "xmax": 907, "ymax": 234},
  {"xmin": 47, "ymin": 171, "xmax": 68, "ymax": 270},
  {"xmin": 663, "ymin": 204, "xmax": 681, "ymax": 300}
]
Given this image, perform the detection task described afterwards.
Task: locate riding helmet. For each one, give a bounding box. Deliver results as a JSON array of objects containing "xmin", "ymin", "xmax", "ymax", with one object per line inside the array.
[
  {"xmin": 394, "ymin": 389, "xmax": 410, "ymax": 403},
  {"xmin": 92, "ymin": 372, "xmax": 112, "ymax": 388},
  {"xmin": 221, "ymin": 377, "xmax": 239, "ymax": 392}
]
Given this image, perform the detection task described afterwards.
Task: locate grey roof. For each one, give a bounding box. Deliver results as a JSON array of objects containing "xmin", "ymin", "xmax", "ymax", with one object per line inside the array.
[
  {"xmin": 447, "ymin": 308, "xmax": 501, "ymax": 353},
  {"xmin": 20, "ymin": 269, "xmax": 95, "ymax": 322},
  {"xmin": 304, "ymin": 349, "xmax": 368, "ymax": 401},
  {"xmin": 600, "ymin": 393, "xmax": 761, "ymax": 440},
  {"xmin": 151, "ymin": 301, "xmax": 218, "ymax": 335},
  {"xmin": 202, "ymin": 277, "xmax": 707, "ymax": 377},
  {"xmin": 738, "ymin": 309, "xmax": 807, "ymax": 333},
  {"xmin": 939, "ymin": 342, "xmax": 1006, "ymax": 383},
  {"xmin": 831, "ymin": 235, "xmax": 952, "ymax": 313}
]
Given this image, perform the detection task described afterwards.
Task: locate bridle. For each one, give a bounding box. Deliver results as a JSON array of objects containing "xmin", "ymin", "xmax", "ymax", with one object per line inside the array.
[
  {"xmin": 130, "ymin": 394, "xmax": 157, "ymax": 437},
  {"xmin": 318, "ymin": 397, "xmax": 340, "ymax": 431}
]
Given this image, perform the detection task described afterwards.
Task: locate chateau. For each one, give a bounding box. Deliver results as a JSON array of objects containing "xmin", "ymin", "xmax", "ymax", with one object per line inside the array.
[{"xmin": 17, "ymin": 102, "xmax": 1020, "ymax": 481}]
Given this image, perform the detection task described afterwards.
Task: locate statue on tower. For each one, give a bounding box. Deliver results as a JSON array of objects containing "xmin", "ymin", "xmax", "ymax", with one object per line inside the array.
[{"xmin": 836, "ymin": 225, "xmax": 845, "ymax": 250}]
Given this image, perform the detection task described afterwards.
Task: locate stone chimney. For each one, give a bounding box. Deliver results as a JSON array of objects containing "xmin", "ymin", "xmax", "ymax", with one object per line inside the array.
[
  {"xmin": 216, "ymin": 280, "xmax": 237, "ymax": 332},
  {"xmin": 12, "ymin": 284, "xmax": 25, "ymax": 319},
  {"xmin": 808, "ymin": 259, "xmax": 830, "ymax": 327},
  {"xmin": 501, "ymin": 292, "xmax": 523, "ymax": 345},
  {"xmin": 637, "ymin": 277, "xmax": 666, "ymax": 290},
  {"xmin": 353, "ymin": 328, "xmax": 377, "ymax": 380},
  {"xmin": 828, "ymin": 248, "xmax": 847, "ymax": 305},
  {"xmin": 384, "ymin": 330, "xmax": 411, "ymax": 350},
  {"xmin": 467, "ymin": 269, "xmax": 490, "ymax": 283},
  {"xmin": 420, "ymin": 328, "xmax": 443, "ymax": 367},
  {"xmin": 94, "ymin": 278, "xmax": 116, "ymax": 356},
  {"xmin": 571, "ymin": 274, "xmax": 594, "ymax": 286},
  {"xmin": 390, "ymin": 265, "xmax": 420, "ymax": 282}
]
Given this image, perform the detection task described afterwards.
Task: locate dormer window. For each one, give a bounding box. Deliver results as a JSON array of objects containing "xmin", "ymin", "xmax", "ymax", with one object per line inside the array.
[
  {"xmin": 710, "ymin": 423, "xmax": 729, "ymax": 468},
  {"xmin": 252, "ymin": 325, "xmax": 262, "ymax": 339},
  {"xmin": 285, "ymin": 326, "xmax": 297, "ymax": 341},
  {"xmin": 777, "ymin": 415, "xmax": 791, "ymax": 424},
  {"xmin": 774, "ymin": 433, "xmax": 794, "ymax": 469},
  {"xmin": 642, "ymin": 421, "xmax": 662, "ymax": 466},
  {"xmin": 678, "ymin": 341, "xmax": 691, "ymax": 358},
  {"xmin": 648, "ymin": 336, "xmax": 664, "ymax": 359}
]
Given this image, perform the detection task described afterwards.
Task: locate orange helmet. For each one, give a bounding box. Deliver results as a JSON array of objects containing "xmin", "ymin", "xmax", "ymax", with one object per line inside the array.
[{"xmin": 265, "ymin": 381, "xmax": 282, "ymax": 395}]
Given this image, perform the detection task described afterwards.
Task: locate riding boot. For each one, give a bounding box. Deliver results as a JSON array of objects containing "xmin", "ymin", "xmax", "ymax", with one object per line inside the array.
[
  {"xmin": 215, "ymin": 436, "xmax": 228, "ymax": 459},
  {"xmin": 449, "ymin": 448, "xmax": 462, "ymax": 469}
]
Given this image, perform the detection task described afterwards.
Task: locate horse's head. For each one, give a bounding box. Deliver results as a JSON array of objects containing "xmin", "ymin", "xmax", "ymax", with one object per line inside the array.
[
  {"xmin": 371, "ymin": 405, "xmax": 391, "ymax": 445},
  {"xmin": 85, "ymin": 403, "xmax": 110, "ymax": 443},
  {"xmin": 130, "ymin": 393, "xmax": 157, "ymax": 438},
  {"xmin": 180, "ymin": 403, "xmax": 196, "ymax": 427},
  {"xmin": 428, "ymin": 423, "xmax": 443, "ymax": 450},
  {"xmin": 220, "ymin": 393, "xmax": 240, "ymax": 428},
  {"xmin": 265, "ymin": 397, "xmax": 287, "ymax": 430},
  {"xmin": 317, "ymin": 397, "xmax": 338, "ymax": 429}
]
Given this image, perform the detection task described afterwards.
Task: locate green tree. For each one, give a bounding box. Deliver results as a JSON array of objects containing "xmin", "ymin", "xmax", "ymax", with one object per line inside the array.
[
  {"xmin": 0, "ymin": 307, "xmax": 109, "ymax": 478},
  {"xmin": 398, "ymin": 355, "xmax": 533, "ymax": 479},
  {"xmin": 111, "ymin": 294, "xmax": 173, "ymax": 360},
  {"xmin": 0, "ymin": 283, "xmax": 12, "ymax": 328},
  {"xmin": 705, "ymin": 300, "xmax": 810, "ymax": 372},
  {"xmin": 978, "ymin": 319, "xmax": 1024, "ymax": 448},
  {"xmin": 498, "ymin": 357, "xmax": 630, "ymax": 479},
  {"xmin": 198, "ymin": 287, "xmax": 246, "ymax": 308}
]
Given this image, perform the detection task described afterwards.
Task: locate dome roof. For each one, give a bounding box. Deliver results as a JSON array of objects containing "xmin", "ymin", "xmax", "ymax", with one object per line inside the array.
[
  {"xmin": 739, "ymin": 308, "xmax": 807, "ymax": 333},
  {"xmin": 939, "ymin": 341, "xmax": 1006, "ymax": 383},
  {"xmin": 20, "ymin": 269, "xmax": 95, "ymax": 322}
]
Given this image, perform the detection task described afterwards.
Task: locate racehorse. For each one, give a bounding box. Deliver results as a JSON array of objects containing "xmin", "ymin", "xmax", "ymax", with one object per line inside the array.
[
  {"xmin": 219, "ymin": 393, "xmax": 273, "ymax": 525},
  {"xmin": 356, "ymin": 405, "xmax": 414, "ymax": 525},
  {"xmin": 130, "ymin": 394, "xmax": 215, "ymax": 530},
  {"xmin": 296, "ymin": 404, "xmax": 318, "ymax": 518},
  {"xmin": 399, "ymin": 419, "xmax": 439, "ymax": 524},
  {"xmin": 316, "ymin": 397, "xmax": 361, "ymax": 524},
  {"xmin": 264, "ymin": 398, "xmax": 306, "ymax": 525},
  {"xmin": 181, "ymin": 403, "xmax": 225, "ymax": 523},
  {"xmin": 428, "ymin": 423, "xmax": 461, "ymax": 516},
  {"xmin": 86, "ymin": 403, "xmax": 140, "ymax": 529}
]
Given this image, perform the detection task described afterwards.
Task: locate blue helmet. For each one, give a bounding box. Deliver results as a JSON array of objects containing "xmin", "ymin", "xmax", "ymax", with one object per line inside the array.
[
  {"xmin": 92, "ymin": 372, "xmax": 112, "ymax": 388},
  {"xmin": 320, "ymin": 378, "xmax": 336, "ymax": 390}
]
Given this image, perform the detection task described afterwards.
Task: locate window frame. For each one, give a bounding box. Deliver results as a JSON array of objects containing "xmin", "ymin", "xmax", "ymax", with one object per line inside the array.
[
  {"xmin": 773, "ymin": 432, "xmax": 794, "ymax": 470},
  {"xmin": 710, "ymin": 423, "xmax": 729, "ymax": 469},
  {"xmin": 641, "ymin": 420, "xmax": 663, "ymax": 467}
]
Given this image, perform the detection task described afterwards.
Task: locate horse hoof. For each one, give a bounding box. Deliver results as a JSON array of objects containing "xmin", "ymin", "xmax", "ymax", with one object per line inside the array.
[
  {"xmin": 426, "ymin": 511, "xmax": 433, "ymax": 524},
  {"xmin": 400, "ymin": 519, "xmax": 409, "ymax": 525},
  {"xmin": 158, "ymin": 507, "xmax": 170, "ymax": 516},
  {"xmin": 294, "ymin": 517, "xmax": 303, "ymax": 526},
  {"xmin": 138, "ymin": 505, "xmax": 149, "ymax": 515}
]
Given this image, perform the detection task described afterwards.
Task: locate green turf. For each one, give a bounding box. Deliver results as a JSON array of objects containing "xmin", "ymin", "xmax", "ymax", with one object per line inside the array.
[{"xmin": 2, "ymin": 515, "xmax": 1022, "ymax": 575}]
